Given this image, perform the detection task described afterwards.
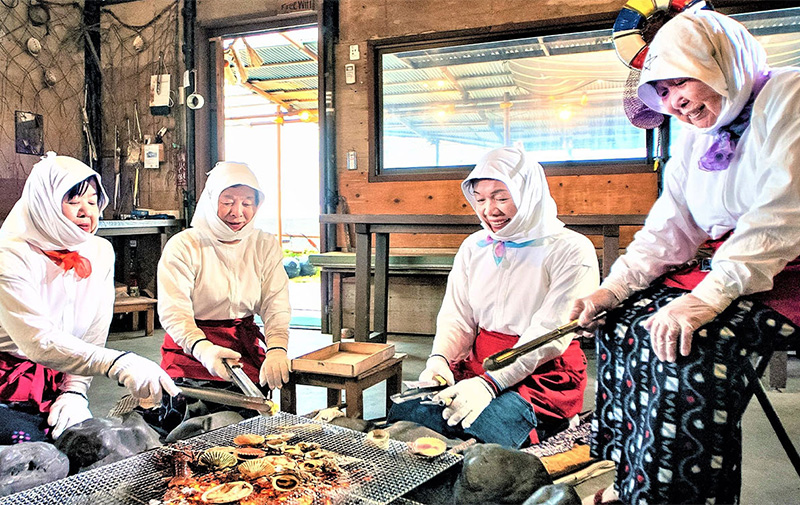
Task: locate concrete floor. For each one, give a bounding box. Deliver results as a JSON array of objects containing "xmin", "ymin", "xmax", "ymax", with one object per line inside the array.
[{"xmin": 89, "ymin": 328, "xmax": 800, "ymax": 504}]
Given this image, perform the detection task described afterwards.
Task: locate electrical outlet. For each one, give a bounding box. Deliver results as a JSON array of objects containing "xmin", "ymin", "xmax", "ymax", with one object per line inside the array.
[
  {"xmin": 349, "ymin": 44, "xmax": 360, "ymax": 60},
  {"xmin": 345, "ymin": 64, "xmax": 356, "ymax": 84}
]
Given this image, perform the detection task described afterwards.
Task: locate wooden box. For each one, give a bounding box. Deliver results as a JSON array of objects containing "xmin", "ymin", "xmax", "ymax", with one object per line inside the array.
[{"xmin": 291, "ymin": 342, "xmax": 395, "ymax": 377}]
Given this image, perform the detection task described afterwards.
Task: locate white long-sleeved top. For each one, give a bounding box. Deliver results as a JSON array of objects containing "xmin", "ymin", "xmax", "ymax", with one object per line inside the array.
[
  {"xmin": 603, "ymin": 69, "xmax": 800, "ymax": 312},
  {"xmin": 432, "ymin": 228, "xmax": 599, "ymax": 390},
  {"xmin": 0, "ymin": 235, "xmax": 117, "ymax": 396},
  {"xmin": 157, "ymin": 228, "xmax": 291, "ymax": 355}
]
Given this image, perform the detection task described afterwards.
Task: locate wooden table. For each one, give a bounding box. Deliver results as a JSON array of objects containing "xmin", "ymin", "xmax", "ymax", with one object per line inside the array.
[
  {"xmin": 280, "ymin": 353, "xmax": 406, "ymax": 419},
  {"xmin": 113, "ymin": 296, "xmax": 157, "ymax": 336},
  {"xmin": 319, "ymin": 214, "xmax": 646, "ymax": 343}
]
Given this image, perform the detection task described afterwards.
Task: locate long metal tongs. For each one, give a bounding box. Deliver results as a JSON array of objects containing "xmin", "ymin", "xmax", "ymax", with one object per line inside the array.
[
  {"xmin": 482, "ymin": 311, "xmax": 606, "ymax": 371},
  {"xmin": 223, "ymin": 358, "xmax": 267, "ymax": 399}
]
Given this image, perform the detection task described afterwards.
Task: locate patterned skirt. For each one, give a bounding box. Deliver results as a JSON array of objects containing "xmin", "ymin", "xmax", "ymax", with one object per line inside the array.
[{"xmin": 593, "ymin": 285, "xmax": 797, "ymax": 504}]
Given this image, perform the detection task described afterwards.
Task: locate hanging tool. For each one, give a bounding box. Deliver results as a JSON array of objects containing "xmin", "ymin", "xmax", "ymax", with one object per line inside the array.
[
  {"xmin": 81, "ymin": 86, "xmax": 97, "ymax": 166},
  {"xmin": 132, "ymin": 101, "xmax": 143, "ymax": 209},
  {"xmin": 482, "ymin": 312, "xmax": 607, "ymax": 371},
  {"xmin": 113, "ymin": 126, "xmax": 121, "ymax": 215}
]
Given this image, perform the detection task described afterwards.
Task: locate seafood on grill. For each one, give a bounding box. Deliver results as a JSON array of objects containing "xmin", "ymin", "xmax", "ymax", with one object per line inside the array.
[
  {"xmin": 232, "ymin": 433, "xmax": 265, "ymax": 446},
  {"xmin": 233, "ymin": 447, "xmax": 266, "ymax": 460},
  {"xmin": 270, "ymin": 470, "xmax": 301, "ymax": 492},
  {"xmin": 237, "ymin": 458, "xmax": 275, "ymax": 479},
  {"xmin": 410, "ymin": 437, "xmax": 447, "ymax": 458},
  {"xmin": 200, "ymin": 481, "xmax": 253, "ymax": 503},
  {"xmin": 198, "ymin": 448, "xmax": 237, "ymax": 469}
]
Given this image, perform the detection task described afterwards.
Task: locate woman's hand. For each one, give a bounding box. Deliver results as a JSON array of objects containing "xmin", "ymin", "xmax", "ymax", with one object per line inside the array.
[
  {"xmin": 47, "ymin": 392, "xmax": 92, "ymax": 439},
  {"xmin": 433, "ymin": 376, "xmax": 495, "ymax": 429},
  {"xmin": 644, "ymin": 294, "xmax": 721, "ymax": 362},
  {"xmin": 260, "ymin": 348, "xmax": 291, "ymax": 390},
  {"xmin": 569, "ymin": 288, "xmax": 620, "ymax": 332},
  {"xmin": 193, "ymin": 340, "xmax": 242, "ymax": 379},
  {"xmin": 418, "ymin": 355, "xmax": 455, "ymax": 386}
]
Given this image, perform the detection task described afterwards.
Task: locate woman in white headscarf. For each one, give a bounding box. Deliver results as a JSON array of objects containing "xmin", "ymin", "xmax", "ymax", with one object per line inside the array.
[
  {"xmin": 156, "ymin": 161, "xmax": 290, "ymax": 428},
  {"xmin": 388, "ymin": 147, "xmax": 599, "ymax": 448},
  {"xmin": 0, "ymin": 152, "xmax": 179, "ymax": 443},
  {"xmin": 571, "ymin": 9, "xmax": 800, "ymax": 504}
]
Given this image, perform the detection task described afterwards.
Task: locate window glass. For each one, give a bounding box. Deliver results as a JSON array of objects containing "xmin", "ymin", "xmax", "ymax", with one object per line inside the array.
[{"xmin": 380, "ymin": 28, "xmax": 646, "ymax": 174}]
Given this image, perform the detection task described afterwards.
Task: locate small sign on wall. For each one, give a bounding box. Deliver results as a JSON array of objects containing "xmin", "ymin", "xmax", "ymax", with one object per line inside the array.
[{"xmin": 15, "ymin": 111, "xmax": 44, "ymax": 156}]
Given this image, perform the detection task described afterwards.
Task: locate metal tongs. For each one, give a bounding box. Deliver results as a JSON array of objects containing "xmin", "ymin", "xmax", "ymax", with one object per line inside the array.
[
  {"xmin": 482, "ymin": 312, "xmax": 606, "ymax": 371},
  {"xmin": 178, "ymin": 358, "xmax": 276, "ymax": 416}
]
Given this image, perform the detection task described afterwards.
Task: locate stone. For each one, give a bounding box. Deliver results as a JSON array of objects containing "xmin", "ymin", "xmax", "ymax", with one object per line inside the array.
[
  {"xmin": 523, "ymin": 483, "xmax": 581, "ymax": 505},
  {"xmin": 0, "ymin": 442, "xmax": 69, "ymax": 496},
  {"xmin": 55, "ymin": 412, "xmax": 161, "ymax": 474},
  {"xmin": 453, "ymin": 443, "xmax": 553, "ymax": 504},
  {"xmin": 165, "ymin": 411, "xmax": 244, "ymax": 442},
  {"xmin": 329, "ymin": 416, "xmax": 375, "ymax": 433}
]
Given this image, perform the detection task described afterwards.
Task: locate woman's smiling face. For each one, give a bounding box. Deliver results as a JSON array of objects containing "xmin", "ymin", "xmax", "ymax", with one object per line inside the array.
[
  {"xmin": 653, "ymin": 78, "xmax": 723, "ymax": 128},
  {"xmin": 472, "ymin": 179, "xmax": 517, "ymax": 232}
]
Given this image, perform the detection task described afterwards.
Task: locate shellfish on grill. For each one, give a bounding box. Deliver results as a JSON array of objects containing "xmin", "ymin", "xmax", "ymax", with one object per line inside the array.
[
  {"xmin": 238, "ymin": 457, "xmax": 275, "ymax": 479},
  {"xmin": 200, "ymin": 481, "xmax": 253, "ymax": 503},
  {"xmin": 235, "ymin": 447, "xmax": 266, "ymax": 460},
  {"xmin": 266, "ymin": 431, "xmax": 296, "ymax": 442},
  {"xmin": 283, "ymin": 445, "xmax": 304, "ymax": 457},
  {"xmin": 233, "ymin": 433, "xmax": 265, "ymax": 446},
  {"xmin": 271, "ymin": 470, "xmax": 301, "ymax": 492},
  {"xmin": 409, "ymin": 437, "xmax": 447, "ymax": 458},
  {"xmin": 264, "ymin": 438, "xmax": 286, "ymax": 451},
  {"xmin": 198, "ymin": 448, "xmax": 237, "ymax": 469},
  {"xmin": 295, "ymin": 441, "xmax": 319, "ymax": 452},
  {"xmin": 304, "ymin": 449, "xmax": 333, "ymax": 460},
  {"xmin": 299, "ymin": 459, "xmax": 324, "ymax": 471}
]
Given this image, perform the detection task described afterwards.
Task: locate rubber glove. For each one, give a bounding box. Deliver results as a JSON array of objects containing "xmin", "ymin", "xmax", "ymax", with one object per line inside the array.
[
  {"xmin": 192, "ymin": 340, "xmax": 242, "ymax": 379},
  {"xmin": 433, "ymin": 376, "xmax": 495, "ymax": 429},
  {"xmin": 47, "ymin": 392, "xmax": 92, "ymax": 439},
  {"xmin": 569, "ymin": 288, "xmax": 621, "ymax": 333},
  {"xmin": 644, "ymin": 293, "xmax": 721, "ymax": 362},
  {"xmin": 418, "ymin": 355, "xmax": 455, "ymax": 386},
  {"xmin": 259, "ymin": 348, "xmax": 291, "ymax": 390},
  {"xmin": 108, "ymin": 353, "xmax": 181, "ymax": 405}
]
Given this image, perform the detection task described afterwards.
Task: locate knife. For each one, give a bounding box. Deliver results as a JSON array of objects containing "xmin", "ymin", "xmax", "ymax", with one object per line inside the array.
[
  {"xmin": 482, "ymin": 311, "xmax": 606, "ymax": 371},
  {"xmin": 390, "ymin": 375, "xmax": 448, "ymax": 404},
  {"xmin": 179, "ymin": 385, "xmax": 277, "ymax": 416}
]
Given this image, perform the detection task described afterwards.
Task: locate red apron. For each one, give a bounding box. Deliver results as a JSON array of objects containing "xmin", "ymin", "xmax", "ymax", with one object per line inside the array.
[
  {"xmin": 664, "ymin": 233, "xmax": 800, "ymax": 326},
  {"xmin": 453, "ymin": 328, "xmax": 588, "ymax": 443},
  {"xmin": 161, "ymin": 316, "xmax": 266, "ymax": 384},
  {"xmin": 0, "ymin": 352, "xmax": 64, "ymax": 413}
]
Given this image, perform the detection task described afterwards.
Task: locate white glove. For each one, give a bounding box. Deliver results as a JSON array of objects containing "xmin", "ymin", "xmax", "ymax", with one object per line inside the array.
[
  {"xmin": 259, "ymin": 348, "xmax": 291, "ymax": 390},
  {"xmin": 418, "ymin": 355, "xmax": 455, "ymax": 386},
  {"xmin": 108, "ymin": 352, "xmax": 181, "ymax": 405},
  {"xmin": 644, "ymin": 294, "xmax": 721, "ymax": 362},
  {"xmin": 47, "ymin": 392, "xmax": 92, "ymax": 439},
  {"xmin": 569, "ymin": 288, "xmax": 621, "ymax": 333},
  {"xmin": 433, "ymin": 376, "xmax": 495, "ymax": 429},
  {"xmin": 193, "ymin": 340, "xmax": 242, "ymax": 379}
]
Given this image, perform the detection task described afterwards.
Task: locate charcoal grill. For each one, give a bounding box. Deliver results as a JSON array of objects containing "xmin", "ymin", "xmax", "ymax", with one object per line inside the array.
[{"xmin": 0, "ymin": 413, "xmax": 461, "ymax": 505}]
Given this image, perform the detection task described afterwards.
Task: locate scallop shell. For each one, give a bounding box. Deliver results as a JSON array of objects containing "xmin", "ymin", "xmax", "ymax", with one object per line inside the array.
[
  {"xmin": 366, "ymin": 429, "xmax": 390, "ymax": 449},
  {"xmin": 238, "ymin": 457, "xmax": 275, "ymax": 479},
  {"xmin": 304, "ymin": 449, "xmax": 332, "ymax": 460},
  {"xmin": 283, "ymin": 446, "xmax": 304, "ymax": 457},
  {"xmin": 233, "ymin": 433, "xmax": 265, "ymax": 446},
  {"xmin": 295, "ymin": 442, "xmax": 319, "ymax": 452},
  {"xmin": 201, "ymin": 481, "xmax": 253, "ymax": 503},
  {"xmin": 299, "ymin": 459, "xmax": 323, "ymax": 471},
  {"xmin": 271, "ymin": 471, "xmax": 301, "ymax": 492},
  {"xmin": 235, "ymin": 447, "xmax": 266, "ymax": 460},
  {"xmin": 264, "ymin": 439, "xmax": 286, "ymax": 450},
  {"xmin": 198, "ymin": 448, "xmax": 237, "ymax": 469},
  {"xmin": 410, "ymin": 437, "xmax": 447, "ymax": 458}
]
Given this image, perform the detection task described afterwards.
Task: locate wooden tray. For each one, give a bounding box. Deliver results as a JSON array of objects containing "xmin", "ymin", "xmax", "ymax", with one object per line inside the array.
[{"xmin": 291, "ymin": 342, "xmax": 395, "ymax": 377}]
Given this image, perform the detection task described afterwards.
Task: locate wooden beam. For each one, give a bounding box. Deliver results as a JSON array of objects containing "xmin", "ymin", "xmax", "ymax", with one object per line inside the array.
[
  {"xmin": 280, "ymin": 32, "xmax": 318, "ymax": 62},
  {"xmin": 228, "ymin": 40, "xmax": 295, "ymax": 111}
]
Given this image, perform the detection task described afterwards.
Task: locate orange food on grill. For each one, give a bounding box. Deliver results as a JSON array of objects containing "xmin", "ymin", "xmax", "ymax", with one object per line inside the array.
[
  {"xmin": 235, "ymin": 447, "xmax": 266, "ymax": 460},
  {"xmin": 233, "ymin": 433, "xmax": 265, "ymax": 446},
  {"xmin": 200, "ymin": 481, "xmax": 253, "ymax": 503}
]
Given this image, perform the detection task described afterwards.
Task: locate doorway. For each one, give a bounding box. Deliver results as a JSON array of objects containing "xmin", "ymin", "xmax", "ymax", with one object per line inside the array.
[{"xmin": 220, "ymin": 26, "xmax": 321, "ymax": 329}]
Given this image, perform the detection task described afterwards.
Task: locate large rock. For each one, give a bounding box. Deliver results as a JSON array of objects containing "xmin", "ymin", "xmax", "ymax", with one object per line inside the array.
[
  {"xmin": 165, "ymin": 411, "xmax": 244, "ymax": 442},
  {"xmin": 0, "ymin": 442, "xmax": 69, "ymax": 496},
  {"xmin": 55, "ymin": 413, "xmax": 161, "ymax": 474},
  {"xmin": 454, "ymin": 443, "xmax": 553, "ymax": 504},
  {"xmin": 523, "ymin": 483, "xmax": 581, "ymax": 505}
]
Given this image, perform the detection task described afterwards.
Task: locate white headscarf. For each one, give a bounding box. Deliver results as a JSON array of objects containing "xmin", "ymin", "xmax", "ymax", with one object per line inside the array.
[
  {"xmin": 461, "ymin": 147, "xmax": 564, "ymax": 243},
  {"xmin": 637, "ymin": 9, "xmax": 769, "ymax": 134},
  {"xmin": 191, "ymin": 161, "xmax": 265, "ymax": 242},
  {"xmin": 0, "ymin": 152, "xmax": 108, "ymax": 251}
]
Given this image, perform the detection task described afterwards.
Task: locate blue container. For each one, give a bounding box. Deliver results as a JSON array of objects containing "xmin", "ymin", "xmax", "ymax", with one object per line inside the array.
[{"xmin": 283, "ymin": 258, "xmax": 301, "ymax": 278}]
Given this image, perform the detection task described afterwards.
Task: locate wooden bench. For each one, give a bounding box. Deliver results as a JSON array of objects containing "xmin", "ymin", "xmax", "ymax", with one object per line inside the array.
[
  {"xmin": 113, "ymin": 296, "xmax": 157, "ymax": 336},
  {"xmin": 309, "ymin": 252, "xmax": 454, "ymax": 339}
]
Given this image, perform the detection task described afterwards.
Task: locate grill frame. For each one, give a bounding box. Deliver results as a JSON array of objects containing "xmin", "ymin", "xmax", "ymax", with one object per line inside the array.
[{"xmin": 0, "ymin": 413, "xmax": 461, "ymax": 505}]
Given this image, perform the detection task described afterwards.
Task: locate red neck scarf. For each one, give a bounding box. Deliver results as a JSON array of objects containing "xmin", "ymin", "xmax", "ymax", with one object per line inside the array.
[{"xmin": 43, "ymin": 250, "xmax": 92, "ymax": 278}]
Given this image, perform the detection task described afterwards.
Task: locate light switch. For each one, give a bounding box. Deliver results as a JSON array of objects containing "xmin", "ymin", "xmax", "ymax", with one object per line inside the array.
[
  {"xmin": 345, "ymin": 64, "xmax": 356, "ymax": 84},
  {"xmin": 347, "ymin": 150, "xmax": 357, "ymax": 170},
  {"xmin": 349, "ymin": 44, "xmax": 360, "ymax": 60}
]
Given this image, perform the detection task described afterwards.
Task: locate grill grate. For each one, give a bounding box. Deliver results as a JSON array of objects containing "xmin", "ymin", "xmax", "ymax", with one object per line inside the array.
[{"xmin": 0, "ymin": 413, "xmax": 461, "ymax": 505}]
